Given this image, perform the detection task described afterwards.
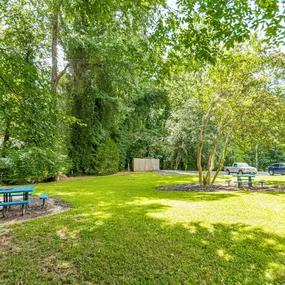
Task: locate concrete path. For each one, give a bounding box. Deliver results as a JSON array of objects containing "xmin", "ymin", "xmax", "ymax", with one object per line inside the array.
[{"xmin": 159, "ymin": 170, "xmax": 269, "ymax": 176}]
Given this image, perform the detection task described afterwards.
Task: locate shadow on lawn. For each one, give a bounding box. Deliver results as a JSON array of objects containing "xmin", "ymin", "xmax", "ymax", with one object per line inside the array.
[
  {"xmin": 74, "ymin": 203, "xmax": 284, "ymax": 285},
  {"xmin": 2, "ymin": 197, "xmax": 284, "ymax": 285}
]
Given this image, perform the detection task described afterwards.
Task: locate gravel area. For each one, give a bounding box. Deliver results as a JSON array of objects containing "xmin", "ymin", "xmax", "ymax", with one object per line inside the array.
[
  {"xmin": 0, "ymin": 196, "xmax": 72, "ymax": 226},
  {"xmin": 157, "ymin": 184, "xmax": 285, "ymax": 192}
]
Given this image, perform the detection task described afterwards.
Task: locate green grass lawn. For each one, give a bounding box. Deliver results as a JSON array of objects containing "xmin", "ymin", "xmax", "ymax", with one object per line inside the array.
[{"xmin": 1, "ymin": 173, "xmax": 285, "ymax": 285}]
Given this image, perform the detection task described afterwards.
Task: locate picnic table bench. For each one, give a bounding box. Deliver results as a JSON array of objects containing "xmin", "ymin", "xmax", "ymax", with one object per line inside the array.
[{"xmin": 0, "ymin": 186, "xmax": 35, "ymax": 217}]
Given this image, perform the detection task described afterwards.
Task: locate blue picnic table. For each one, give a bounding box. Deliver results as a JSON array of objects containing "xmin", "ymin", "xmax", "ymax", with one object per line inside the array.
[
  {"xmin": 232, "ymin": 174, "xmax": 255, "ymax": 188},
  {"xmin": 0, "ymin": 186, "xmax": 35, "ymax": 217}
]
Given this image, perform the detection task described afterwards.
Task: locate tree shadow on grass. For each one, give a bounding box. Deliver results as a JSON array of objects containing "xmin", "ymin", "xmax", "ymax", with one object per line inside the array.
[
  {"xmin": 74, "ymin": 202, "xmax": 285, "ymax": 285},
  {"xmin": 2, "ymin": 198, "xmax": 285, "ymax": 285}
]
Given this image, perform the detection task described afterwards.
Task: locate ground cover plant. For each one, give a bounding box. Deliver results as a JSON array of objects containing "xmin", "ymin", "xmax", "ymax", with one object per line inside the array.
[{"xmin": 0, "ymin": 173, "xmax": 284, "ymax": 284}]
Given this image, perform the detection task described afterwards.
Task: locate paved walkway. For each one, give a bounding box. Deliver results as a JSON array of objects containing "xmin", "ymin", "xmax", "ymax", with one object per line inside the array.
[{"xmin": 159, "ymin": 170, "xmax": 269, "ymax": 176}]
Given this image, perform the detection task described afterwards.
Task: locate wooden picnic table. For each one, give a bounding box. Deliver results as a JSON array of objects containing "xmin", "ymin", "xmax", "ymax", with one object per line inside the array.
[
  {"xmin": 0, "ymin": 186, "xmax": 35, "ymax": 217},
  {"xmin": 232, "ymin": 174, "xmax": 255, "ymax": 188}
]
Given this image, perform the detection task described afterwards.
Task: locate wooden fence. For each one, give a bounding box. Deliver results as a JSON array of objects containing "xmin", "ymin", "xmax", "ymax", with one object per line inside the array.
[{"xmin": 133, "ymin": 158, "xmax": 160, "ymax": 172}]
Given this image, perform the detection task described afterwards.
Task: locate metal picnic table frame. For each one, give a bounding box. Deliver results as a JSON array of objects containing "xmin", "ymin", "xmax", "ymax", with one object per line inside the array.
[
  {"xmin": 232, "ymin": 174, "xmax": 256, "ymax": 188},
  {"xmin": 0, "ymin": 186, "xmax": 35, "ymax": 217}
]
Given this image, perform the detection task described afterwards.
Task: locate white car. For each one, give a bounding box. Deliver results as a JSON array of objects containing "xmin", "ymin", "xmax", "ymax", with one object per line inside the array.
[{"xmin": 224, "ymin": 163, "xmax": 257, "ymax": 175}]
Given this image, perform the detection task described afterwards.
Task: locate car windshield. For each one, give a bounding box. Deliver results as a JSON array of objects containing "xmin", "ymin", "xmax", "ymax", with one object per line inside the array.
[{"xmin": 238, "ymin": 163, "xmax": 249, "ymax": 167}]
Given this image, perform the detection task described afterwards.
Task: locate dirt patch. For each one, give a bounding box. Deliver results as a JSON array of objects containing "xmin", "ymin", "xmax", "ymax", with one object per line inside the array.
[
  {"xmin": 57, "ymin": 230, "xmax": 67, "ymax": 240},
  {"xmin": 67, "ymin": 175, "xmax": 97, "ymax": 181},
  {"xmin": 157, "ymin": 184, "xmax": 285, "ymax": 192},
  {"xmin": 0, "ymin": 233, "xmax": 12, "ymax": 251},
  {"xmin": 0, "ymin": 196, "xmax": 72, "ymax": 226}
]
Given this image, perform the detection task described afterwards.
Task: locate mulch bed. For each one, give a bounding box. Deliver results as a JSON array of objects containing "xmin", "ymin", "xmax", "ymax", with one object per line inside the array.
[
  {"xmin": 157, "ymin": 184, "xmax": 285, "ymax": 192},
  {"xmin": 0, "ymin": 196, "xmax": 72, "ymax": 226}
]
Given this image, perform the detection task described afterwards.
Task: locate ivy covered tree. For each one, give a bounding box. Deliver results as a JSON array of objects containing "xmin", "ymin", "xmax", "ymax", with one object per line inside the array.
[{"xmin": 95, "ymin": 138, "xmax": 120, "ymax": 175}]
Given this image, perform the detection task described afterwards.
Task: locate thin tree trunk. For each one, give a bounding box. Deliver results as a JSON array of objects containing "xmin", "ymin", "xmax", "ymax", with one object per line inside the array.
[
  {"xmin": 255, "ymin": 144, "xmax": 259, "ymax": 171},
  {"xmin": 175, "ymin": 153, "xmax": 182, "ymax": 170},
  {"xmin": 197, "ymin": 139, "xmax": 204, "ymax": 184},
  {"xmin": 51, "ymin": 7, "xmax": 69, "ymax": 92},
  {"xmin": 51, "ymin": 12, "xmax": 58, "ymax": 93},
  {"xmin": 2, "ymin": 120, "xmax": 11, "ymax": 157},
  {"xmin": 211, "ymin": 135, "xmax": 230, "ymax": 184},
  {"xmin": 205, "ymin": 129, "xmax": 221, "ymax": 184},
  {"xmin": 197, "ymin": 114, "xmax": 208, "ymax": 184}
]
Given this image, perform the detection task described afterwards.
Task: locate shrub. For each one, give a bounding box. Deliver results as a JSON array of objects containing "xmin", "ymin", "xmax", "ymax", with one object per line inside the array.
[
  {"xmin": 0, "ymin": 147, "xmax": 71, "ymax": 184},
  {"xmin": 95, "ymin": 138, "xmax": 119, "ymax": 175}
]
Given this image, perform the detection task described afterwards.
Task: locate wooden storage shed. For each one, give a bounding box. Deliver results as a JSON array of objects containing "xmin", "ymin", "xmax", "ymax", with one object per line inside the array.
[{"xmin": 133, "ymin": 158, "xmax": 160, "ymax": 172}]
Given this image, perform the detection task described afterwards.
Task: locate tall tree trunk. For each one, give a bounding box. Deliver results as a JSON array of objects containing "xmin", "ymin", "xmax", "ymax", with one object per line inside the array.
[
  {"xmin": 205, "ymin": 129, "xmax": 221, "ymax": 184},
  {"xmin": 197, "ymin": 114, "xmax": 208, "ymax": 184},
  {"xmin": 51, "ymin": 12, "xmax": 59, "ymax": 93},
  {"xmin": 211, "ymin": 135, "xmax": 230, "ymax": 184},
  {"xmin": 2, "ymin": 120, "xmax": 11, "ymax": 156},
  {"xmin": 255, "ymin": 144, "xmax": 259, "ymax": 171},
  {"xmin": 51, "ymin": 5, "xmax": 69, "ymax": 93},
  {"xmin": 175, "ymin": 152, "xmax": 182, "ymax": 170},
  {"xmin": 197, "ymin": 138, "xmax": 204, "ymax": 184}
]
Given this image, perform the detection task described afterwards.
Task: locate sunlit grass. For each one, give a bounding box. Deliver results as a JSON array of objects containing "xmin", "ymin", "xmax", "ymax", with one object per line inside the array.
[
  {"xmin": 258, "ymin": 174, "xmax": 285, "ymax": 186},
  {"xmin": 0, "ymin": 173, "xmax": 284, "ymax": 284}
]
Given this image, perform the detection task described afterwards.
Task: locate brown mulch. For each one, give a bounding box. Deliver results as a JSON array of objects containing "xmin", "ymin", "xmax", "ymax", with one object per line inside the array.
[
  {"xmin": 0, "ymin": 196, "xmax": 72, "ymax": 226},
  {"xmin": 157, "ymin": 184, "xmax": 285, "ymax": 192}
]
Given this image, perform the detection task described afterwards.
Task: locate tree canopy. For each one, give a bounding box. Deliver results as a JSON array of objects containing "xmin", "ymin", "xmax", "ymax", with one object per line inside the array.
[
  {"xmin": 1, "ymin": 0, "xmax": 285, "ymax": 183},
  {"xmin": 167, "ymin": 42, "xmax": 285, "ymax": 184}
]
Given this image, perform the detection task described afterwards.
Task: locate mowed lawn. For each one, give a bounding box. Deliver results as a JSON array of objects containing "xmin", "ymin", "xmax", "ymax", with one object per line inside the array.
[{"xmin": 1, "ymin": 173, "xmax": 285, "ymax": 285}]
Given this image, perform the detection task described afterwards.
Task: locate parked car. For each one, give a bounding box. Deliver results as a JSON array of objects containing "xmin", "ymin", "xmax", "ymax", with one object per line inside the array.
[
  {"xmin": 224, "ymin": 162, "xmax": 257, "ymax": 175},
  {"xmin": 268, "ymin": 163, "xmax": 285, "ymax": 175}
]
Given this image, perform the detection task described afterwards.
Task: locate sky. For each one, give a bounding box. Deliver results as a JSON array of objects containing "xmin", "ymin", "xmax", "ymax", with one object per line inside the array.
[{"xmin": 168, "ymin": 0, "xmax": 177, "ymax": 9}]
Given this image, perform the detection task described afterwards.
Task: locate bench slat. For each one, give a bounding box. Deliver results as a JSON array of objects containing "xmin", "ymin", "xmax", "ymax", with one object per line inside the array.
[
  {"xmin": 0, "ymin": 200, "xmax": 30, "ymax": 207},
  {"xmin": 234, "ymin": 178, "xmax": 255, "ymax": 180},
  {"xmin": 11, "ymin": 194, "xmax": 32, "ymax": 197},
  {"xmin": 40, "ymin": 194, "xmax": 48, "ymax": 199},
  {"xmin": 234, "ymin": 181, "xmax": 253, "ymax": 184}
]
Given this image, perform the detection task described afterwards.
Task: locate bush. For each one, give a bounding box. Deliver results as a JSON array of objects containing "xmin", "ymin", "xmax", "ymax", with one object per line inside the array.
[
  {"xmin": 95, "ymin": 138, "xmax": 119, "ymax": 175},
  {"xmin": 0, "ymin": 147, "xmax": 71, "ymax": 185}
]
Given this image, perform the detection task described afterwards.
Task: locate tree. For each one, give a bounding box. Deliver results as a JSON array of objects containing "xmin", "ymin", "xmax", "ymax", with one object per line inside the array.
[
  {"xmin": 168, "ymin": 43, "xmax": 285, "ymax": 184},
  {"xmin": 164, "ymin": 98, "xmax": 223, "ymax": 170},
  {"xmin": 0, "ymin": 1, "xmax": 59, "ymax": 150},
  {"xmin": 0, "ymin": 0, "xmax": 70, "ymax": 183}
]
